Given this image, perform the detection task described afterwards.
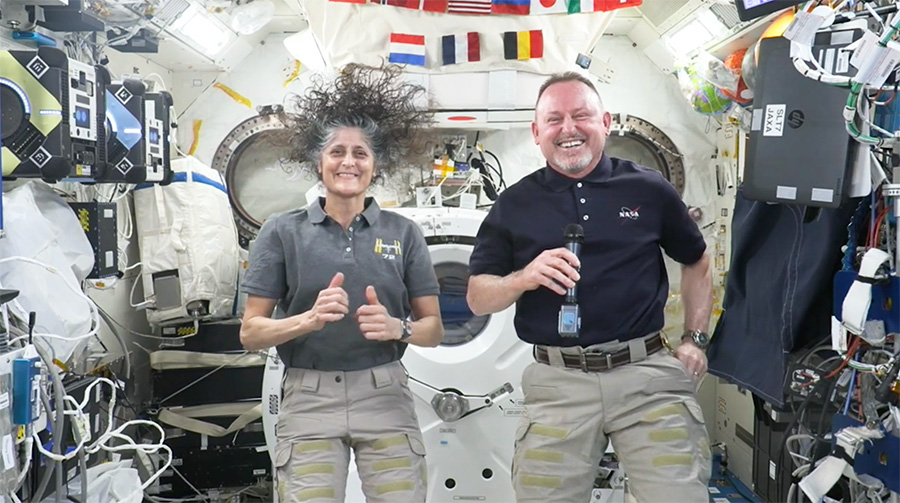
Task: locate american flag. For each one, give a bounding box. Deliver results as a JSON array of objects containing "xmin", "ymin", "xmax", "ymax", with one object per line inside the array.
[
  {"xmin": 447, "ymin": 0, "xmax": 491, "ymax": 14},
  {"xmin": 372, "ymin": 0, "xmax": 448, "ymax": 10}
]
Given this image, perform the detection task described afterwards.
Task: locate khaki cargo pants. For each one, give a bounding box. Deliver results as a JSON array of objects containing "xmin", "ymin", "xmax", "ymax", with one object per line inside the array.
[
  {"xmin": 512, "ymin": 344, "xmax": 711, "ymax": 503},
  {"xmin": 274, "ymin": 361, "xmax": 427, "ymax": 503}
]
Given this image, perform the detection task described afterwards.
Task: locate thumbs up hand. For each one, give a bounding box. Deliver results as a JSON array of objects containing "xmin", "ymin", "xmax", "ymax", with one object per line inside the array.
[
  {"xmin": 309, "ymin": 272, "xmax": 349, "ymax": 331},
  {"xmin": 356, "ymin": 286, "xmax": 402, "ymax": 341}
]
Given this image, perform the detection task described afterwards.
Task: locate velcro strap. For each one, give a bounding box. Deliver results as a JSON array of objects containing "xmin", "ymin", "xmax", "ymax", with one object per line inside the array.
[
  {"xmin": 150, "ymin": 350, "xmax": 265, "ymax": 370},
  {"xmin": 157, "ymin": 402, "xmax": 262, "ymax": 437},
  {"xmin": 842, "ymin": 248, "xmax": 891, "ymax": 335}
]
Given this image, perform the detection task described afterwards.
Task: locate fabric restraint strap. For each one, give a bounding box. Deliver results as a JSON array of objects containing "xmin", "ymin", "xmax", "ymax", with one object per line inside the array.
[
  {"xmin": 841, "ymin": 248, "xmax": 891, "ymax": 336},
  {"xmin": 150, "ymin": 350, "xmax": 266, "ymax": 370},
  {"xmin": 157, "ymin": 402, "xmax": 262, "ymax": 437}
]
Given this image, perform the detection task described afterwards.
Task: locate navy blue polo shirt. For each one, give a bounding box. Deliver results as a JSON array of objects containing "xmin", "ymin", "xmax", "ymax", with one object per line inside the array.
[{"xmin": 469, "ymin": 154, "xmax": 706, "ymax": 347}]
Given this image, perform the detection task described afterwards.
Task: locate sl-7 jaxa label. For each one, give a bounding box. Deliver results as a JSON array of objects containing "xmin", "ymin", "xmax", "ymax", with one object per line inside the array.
[{"xmin": 763, "ymin": 104, "xmax": 786, "ymax": 137}]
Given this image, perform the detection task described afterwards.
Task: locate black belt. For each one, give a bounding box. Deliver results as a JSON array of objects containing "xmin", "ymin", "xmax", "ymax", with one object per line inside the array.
[{"xmin": 534, "ymin": 333, "xmax": 664, "ymax": 372}]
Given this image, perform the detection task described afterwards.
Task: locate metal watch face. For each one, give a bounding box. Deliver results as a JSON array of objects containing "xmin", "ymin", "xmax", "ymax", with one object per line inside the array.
[
  {"xmin": 401, "ymin": 320, "xmax": 413, "ymax": 340},
  {"xmin": 693, "ymin": 331, "xmax": 710, "ymax": 348}
]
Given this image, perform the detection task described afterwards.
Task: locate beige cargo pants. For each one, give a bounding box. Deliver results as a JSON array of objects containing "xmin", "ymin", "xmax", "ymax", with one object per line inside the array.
[
  {"xmin": 274, "ymin": 361, "xmax": 427, "ymax": 503},
  {"xmin": 512, "ymin": 345, "xmax": 711, "ymax": 503}
]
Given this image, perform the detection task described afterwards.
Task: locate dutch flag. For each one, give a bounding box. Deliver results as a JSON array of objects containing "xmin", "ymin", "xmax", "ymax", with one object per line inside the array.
[
  {"xmin": 441, "ymin": 32, "xmax": 481, "ymax": 65},
  {"xmin": 388, "ymin": 33, "xmax": 426, "ymax": 66},
  {"xmin": 492, "ymin": 0, "xmax": 529, "ymax": 14}
]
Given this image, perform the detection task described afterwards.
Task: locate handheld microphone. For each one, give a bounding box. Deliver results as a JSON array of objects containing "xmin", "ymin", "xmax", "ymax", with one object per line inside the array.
[{"xmin": 558, "ymin": 224, "xmax": 583, "ymax": 338}]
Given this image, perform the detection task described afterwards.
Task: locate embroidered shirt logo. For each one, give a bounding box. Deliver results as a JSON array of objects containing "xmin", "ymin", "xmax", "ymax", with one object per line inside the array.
[
  {"xmin": 374, "ymin": 238, "xmax": 402, "ymax": 260},
  {"xmin": 619, "ymin": 207, "xmax": 640, "ymax": 220}
]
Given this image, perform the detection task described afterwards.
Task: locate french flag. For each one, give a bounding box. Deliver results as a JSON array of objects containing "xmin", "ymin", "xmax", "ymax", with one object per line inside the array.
[
  {"xmin": 388, "ymin": 33, "xmax": 426, "ymax": 66},
  {"xmin": 441, "ymin": 32, "xmax": 480, "ymax": 65},
  {"xmin": 492, "ymin": 0, "xmax": 529, "ymax": 14}
]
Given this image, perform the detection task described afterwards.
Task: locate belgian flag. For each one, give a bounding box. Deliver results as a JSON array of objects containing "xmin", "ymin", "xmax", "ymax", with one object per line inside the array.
[{"xmin": 502, "ymin": 30, "xmax": 543, "ymax": 60}]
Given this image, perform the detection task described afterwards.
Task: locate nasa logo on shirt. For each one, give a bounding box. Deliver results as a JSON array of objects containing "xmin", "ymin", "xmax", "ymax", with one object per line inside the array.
[{"xmin": 619, "ymin": 207, "xmax": 640, "ymax": 221}]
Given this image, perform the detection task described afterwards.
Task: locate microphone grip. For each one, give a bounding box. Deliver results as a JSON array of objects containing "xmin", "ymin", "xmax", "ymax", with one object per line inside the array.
[{"xmin": 564, "ymin": 241, "xmax": 581, "ymax": 304}]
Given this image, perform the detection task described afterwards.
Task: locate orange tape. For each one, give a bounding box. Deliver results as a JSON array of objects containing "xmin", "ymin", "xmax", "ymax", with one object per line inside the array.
[{"xmin": 188, "ymin": 119, "xmax": 202, "ymax": 156}]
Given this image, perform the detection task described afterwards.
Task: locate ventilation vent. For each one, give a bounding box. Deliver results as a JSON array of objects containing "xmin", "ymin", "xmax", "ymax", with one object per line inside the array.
[
  {"xmin": 710, "ymin": 2, "xmax": 741, "ymax": 29},
  {"xmin": 637, "ymin": 0, "xmax": 692, "ymax": 31},
  {"xmin": 152, "ymin": 0, "xmax": 191, "ymax": 28}
]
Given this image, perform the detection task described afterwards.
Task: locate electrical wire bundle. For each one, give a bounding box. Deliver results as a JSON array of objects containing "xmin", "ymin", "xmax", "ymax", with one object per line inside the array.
[
  {"xmin": 779, "ymin": 334, "xmax": 898, "ymax": 502},
  {"xmin": 771, "ymin": 173, "xmax": 900, "ymax": 501},
  {"xmin": 467, "ymin": 132, "xmax": 506, "ymax": 203},
  {"xmin": 789, "ymin": 1, "xmax": 900, "ymax": 146},
  {"xmin": 0, "ymin": 253, "xmax": 176, "ymax": 502}
]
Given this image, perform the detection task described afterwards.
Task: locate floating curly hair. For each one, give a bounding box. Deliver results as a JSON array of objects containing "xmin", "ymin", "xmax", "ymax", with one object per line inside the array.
[{"xmin": 281, "ymin": 62, "xmax": 434, "ymax": 181}]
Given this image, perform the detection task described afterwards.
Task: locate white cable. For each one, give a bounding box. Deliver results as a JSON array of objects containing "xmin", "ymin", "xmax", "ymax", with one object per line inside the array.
[
  {"xmin": 142, "ymin": 73, "xmax": 168, "ymax": 92},
  {"xmin": 110, "ymin": 184, "xmax": 135, "ymax": 203},
  {"xmin": 785, "ymin": 433, "xmax": 816, "ymax": 469},
  {"xmin": 28, "ymin": 378, "xmax": 173, "ymax": 497},
  {"xmin": 119, "ymin": 194, "xmax": 134, "ymax": 240},
  {"xmin": 130, "ymin": 274, "xmax": 150, "ymax": 308},
  {"xmin": 172, "ymin": 141, "xmax": 189, "ymax": 159},
  {"xmin": 122, "ymin": 261, "xmax": 142, "ymax": 273},
  {"xmin": 1, "ymin": 303, "xmax": 10, "ymax": 349},
  {"xmin": 33, "ymin": 377, "xmax": 118, "ymax": 462},
  {"xmin": 14, "ymin": 437, "xmax": 33, "ymax": 488},
  {"xmin": 8, "ymin": 331, "xmax": 99, "ymax": 347},
  {"xmin": 787, "ymin": 464, "xmax": 812, "ymax": 503}
]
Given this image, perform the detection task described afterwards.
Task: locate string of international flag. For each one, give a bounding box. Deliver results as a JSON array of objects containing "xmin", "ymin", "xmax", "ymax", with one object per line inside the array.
[
  {"xmin": 331, "ymin": 0, "xmax": 642, "ymax": 16},
  {"xmin": 388, "ymin": 30, "xmax": 545, "ymax": 67}
]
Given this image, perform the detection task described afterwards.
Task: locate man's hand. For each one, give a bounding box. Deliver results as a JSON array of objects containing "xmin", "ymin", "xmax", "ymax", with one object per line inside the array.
[
  {"xmin": 674, "ymin": 341, "xmax": 707, "ymax": 379},
  {"xmin": 516, "ymin": 248, "xmax": 581, "ymax": 296},
  {"xmin": 309, "ymin": 272, "xmax": 349, "ymax": 330},
  {"xmin": 356, "ymin": 286, "xmax": 402, "ymax": 341}
]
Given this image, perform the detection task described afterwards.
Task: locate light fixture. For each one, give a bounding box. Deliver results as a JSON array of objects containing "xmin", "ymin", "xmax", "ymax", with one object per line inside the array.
[
  {"xmin": 664, "ymin": 8, "xmax": 728, "ymax": 57},
  {"xmin": 230, "ymin": 0, "xmax": 275, "ymax": 35},
  {"xmin": 169, "ymin": 4, "xmax": 235, "ymax": 57},
  {"xmin": 283, "ymin": 27, "xmax": 329, "ymax": 73}
]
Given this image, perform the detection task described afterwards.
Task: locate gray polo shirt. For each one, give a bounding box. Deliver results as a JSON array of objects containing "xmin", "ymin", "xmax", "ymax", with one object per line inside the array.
[{"xmin": 241, "ymin": 197, "xmax": 440, "ymax": 371}]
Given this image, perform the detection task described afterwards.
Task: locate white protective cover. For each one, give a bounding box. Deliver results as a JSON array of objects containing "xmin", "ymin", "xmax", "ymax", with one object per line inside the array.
[
  {"xmin": 0, "ymin": 182, "xmax": 94, "ymax": 363},
  {"xmin": 40, "ymin": 460, "xmax": 143, "ymax": 503},
  {"xmin": 133, "ymin": 156, "xmax": 239, "ymax": 325}
]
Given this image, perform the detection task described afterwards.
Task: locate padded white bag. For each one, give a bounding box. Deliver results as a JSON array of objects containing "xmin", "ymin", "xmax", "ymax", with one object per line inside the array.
[{"xmin": 133, "ymin": 156, "xmax": 239, "ymax": 326}]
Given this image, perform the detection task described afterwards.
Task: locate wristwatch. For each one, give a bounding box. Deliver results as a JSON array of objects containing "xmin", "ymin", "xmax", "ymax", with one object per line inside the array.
[
  {"xmin": 682, "ymin": 330, "xmax": 710, "ymax": 350},
  {"xmin": 399, "ymin": 319, "xmax": 413, "ymax": 342}
]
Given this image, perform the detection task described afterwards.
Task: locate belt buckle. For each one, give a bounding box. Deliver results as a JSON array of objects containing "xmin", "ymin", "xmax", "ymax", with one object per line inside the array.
[{"xmin": 581, "ymin": 351, "xmax": 614, "ymax": 371}]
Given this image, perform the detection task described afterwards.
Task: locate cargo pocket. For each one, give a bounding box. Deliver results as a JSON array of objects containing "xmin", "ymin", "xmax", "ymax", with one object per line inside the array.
[
  {"xmin": 510, "ymin": 420, "xmax": 533, "ymax": 483},
  {"xmin": 684, "ymin": 399, "xmax": 712, "ymax": 480},
  {"xmin": 405, "ymin": 432, "xmax": 428, "ymax": 490},
  {"xmin": 274, "ymin": 441, "xmax": 293, "ymax": 503},
  {"xmin": 684, "ymin": 400, "xmax": 707, "ymax": 426},
  {"xmin": 405, "ymin": 432, "xmax": 426, "ymax": 456}
]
